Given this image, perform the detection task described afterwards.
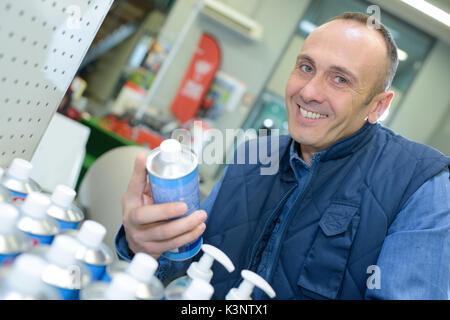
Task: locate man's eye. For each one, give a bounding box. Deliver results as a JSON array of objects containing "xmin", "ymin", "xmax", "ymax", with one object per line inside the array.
[
  {"xmin": 300, "ymin": 64, "xmax": 313, "ymax": 73},
  {"xmin": 334, "ymin": 76, "xmax": 347, "ymax": 84}
]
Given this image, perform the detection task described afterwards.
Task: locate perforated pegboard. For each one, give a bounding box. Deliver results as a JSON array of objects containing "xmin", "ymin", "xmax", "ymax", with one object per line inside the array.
[{"xmin": 0, "ymin": 0, "xmax": 113, "ymax": 168}]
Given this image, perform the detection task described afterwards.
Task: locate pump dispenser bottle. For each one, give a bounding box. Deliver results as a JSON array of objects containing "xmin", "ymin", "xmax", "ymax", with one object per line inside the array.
[
  {"xmin": 225, "ymin": 270, "xmax": 276, "ymax": 300},
  {"xmin": 165, "ymin": 244, "xmax": 235, "ymax": 300},
  {"xmin": 181, "ymin": 278, "xmax": 214, "ymax": 300},
  {"xmin": 46, "ymin": 185, "xmax": 84, "ymax": 230}
]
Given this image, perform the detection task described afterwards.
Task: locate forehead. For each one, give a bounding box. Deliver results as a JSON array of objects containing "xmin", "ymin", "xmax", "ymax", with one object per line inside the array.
[{"xmin": 300, "ymin": 20, "xmax": 387, "ymax": 84}]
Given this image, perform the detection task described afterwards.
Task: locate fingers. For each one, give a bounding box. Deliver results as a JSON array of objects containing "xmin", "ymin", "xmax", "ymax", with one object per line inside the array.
[
  {"xmin": 151, "ymin": 223, "xmax": 206, "ymax": 254},
  {"xmin": 124, "ymin": 152, "xmax": 149, "ymax": 208},
  {"xmin": 148, "ymin": 210, "xmax": 207, "ymax": 241},
  {"xmin": 130, "ymin": 202, "xmax": 188, "ymax": 225}
]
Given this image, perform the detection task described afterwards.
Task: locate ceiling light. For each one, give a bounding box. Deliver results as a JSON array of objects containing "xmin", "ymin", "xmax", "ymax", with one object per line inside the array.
[
  {"xmin": 400, "ymin": 0, "xmax": 450, "ymax": 27},
  {"xmin": 397, "ymin": 48, "xmax": 408, "ymax": 61}
]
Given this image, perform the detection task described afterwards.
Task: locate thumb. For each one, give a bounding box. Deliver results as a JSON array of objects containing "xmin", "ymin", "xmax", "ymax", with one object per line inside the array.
[{"xmin": 125, "ymin": 152, "xmax": 150, "ymax": 207}]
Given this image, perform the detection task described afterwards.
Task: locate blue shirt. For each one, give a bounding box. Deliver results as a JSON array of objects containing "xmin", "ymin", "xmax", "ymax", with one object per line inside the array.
[{"xmin": 115, "ymin": 140, "xmax": 450, "ymax": 299}]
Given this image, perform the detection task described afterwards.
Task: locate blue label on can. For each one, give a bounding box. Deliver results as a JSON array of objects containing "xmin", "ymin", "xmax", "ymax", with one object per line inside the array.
[
  {"xmin": 149, "ymin": 167, "xmax": 202, "ymax": 261},
  {"xmin": 101, "ymin": 270, "xmax": 112, "ymax": 283},
  {"xmin": 85, "ymin": 263, "xmax": 106, "ymax": 281},
  {"xmin": 8, "ymin": 190, "xmax": 27, "ymax": 203},
  {"xmin": 57, "ymin": 219, "xmax": 80, "ymax": 230},
  {"xmin": 0, "ymin": 253, "xmax": 20, "ymax": 266},
  {"xmin": 55, "ymin": 287, "xmax": 80, "ymax": 300},
  {"xmin": 25, "ymin": 232, "xmax": 54, "ymax": 246}
]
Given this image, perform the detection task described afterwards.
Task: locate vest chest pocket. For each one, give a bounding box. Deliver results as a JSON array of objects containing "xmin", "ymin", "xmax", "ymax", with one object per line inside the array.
[{"xmin": 297, "ymin": 202, "xmax": 360, "ymax": 299}]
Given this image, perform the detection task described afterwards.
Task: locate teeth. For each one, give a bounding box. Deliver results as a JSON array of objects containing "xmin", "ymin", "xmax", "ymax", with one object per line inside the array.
[{"xmin": 299, "ymin": 106, "xmax": 327, "ymax": 119}]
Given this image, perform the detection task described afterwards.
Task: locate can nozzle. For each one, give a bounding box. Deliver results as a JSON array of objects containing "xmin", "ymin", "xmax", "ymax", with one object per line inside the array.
[
  {"xmin": 22, "ymin": 192, "xmax": 51, "ymax": 219},
  {"xmin": 225, "ymin": 270, "xmax": 276, "ymax": 300},
  {"xmin": 126, "ymin": 252, "xmax": 158, "ymax": 283},
  {"xmin": 104, "ymin": 273, "xmax": 139, "ymax": 300},
  {"xmin": 186, "ymin": 244, "xmax": 235, "ymax": 283},
  {"xmin": 7, "ymin": 158, "xmax": 33, "ymax": 180},
  {"xmin": 182, "ymin": 278, "xmax": 214, "ymax": 300},
  {"xmin": 51, "ymin": 185, "xmax": 76, "ymax": 209},
  {"xmin": 76, "ymin": 220, "xmax": 106, "ymax": 249},
  {"xmin": 160, "ymin": 139, "xmax": 181, "ymax": 163}
]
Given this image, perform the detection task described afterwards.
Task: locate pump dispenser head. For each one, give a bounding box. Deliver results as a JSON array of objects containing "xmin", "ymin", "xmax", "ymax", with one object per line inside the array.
[
  {"xmin": 182, "ymin": 278, "xmax": 214, "ymax": 300},
  {"xmin": 22, "ymin": 192, "xmax": 51, "ymax": 219},
  {"xmin": 76, "ymin": 220, "xmax": 106, "ymax": 249},
  {"xmin": 225, "ymin": 270, "xmax": 276, "ymax": 300},
  {"xmin": 104, "ymin": 273, "xmax": 139, "ymax": 300},
  {"xmin": 160, "ymin": 139, "xmax": 181, "ymax": 163},
  {"xmin": 126, "ymin": 252, "xmax": 158, "ymax": 283},
  {"xmin": 7, "ymin": 158, "xmax": 33, "ymax": 180},
  {"xmin": 186, "ymin": 244, "xmax": 235, "ymax": 283},
  {"xmin": 51, "ymin": 185, "xmax": 76, "ymax": 209}
]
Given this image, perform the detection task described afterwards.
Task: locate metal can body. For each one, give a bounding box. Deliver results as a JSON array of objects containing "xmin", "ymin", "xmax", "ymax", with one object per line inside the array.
[
  {"xmin": 0, "ymin": 185, "xmax": 12, "ymax": 204},
  {"xmin": 17, "ymin": 215, "xmax": 60, "ymax": 246},
  {"xmin": 46, "ymin": 203, "xmax": 85, "ymax": 230},
  {"xmin": 0, "ymin": 176, "xmax": 41, "ymax": 203},
  {"xmin": 146, "ymin": 146, "xmax": 202, "ymax": 261},
  {"xmin": 0, "ymin": 230, "xmax": 31, "ymax": 266}
]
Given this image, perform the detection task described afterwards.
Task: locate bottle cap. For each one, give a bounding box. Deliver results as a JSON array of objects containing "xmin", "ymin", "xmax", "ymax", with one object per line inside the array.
[
  {"xmin": 7, "ymin": 254, "xmax": 48, "ymax": 295},
  {"xmin": 76, "ymin": 220, "xmax": 106, "ymax": 249},
  {"xmin": 187, "ymin": 244, "xmax": 235, "ymax": 283},
  {"xmin": 0, "ymin": 203, "xmax": 19, "ymax": 233},
  {"xmin": 21, "ymin": 192, "xmax": 51, "ymax": 219},
  {"xmin": 50, "ymin": 185, "xmax": 76, "ymax": 209},
  {"xmin": 127, "ymin": 252, "xmax": 158, "ymax": 283},
  {"xmin": 7, "ymin": 158, "xmax": 33, "ymax": 180},
  {"xmin": 182, "ymin": 278, "xmax": 214, "ymax": 300},
  {"xmin": 46, "ymin": 234, "xmax": 79, "ymax": 267},
  {"xmin": 104, "ymin": 273, "xmax": 139, "ymax": 300},
  {"xmin": 160, "ymin": 139, "xmax": 181, "ymax": 163},
  {"xmin": 225, "ymin": 270, "xmax": 276, "ymax": 300}
]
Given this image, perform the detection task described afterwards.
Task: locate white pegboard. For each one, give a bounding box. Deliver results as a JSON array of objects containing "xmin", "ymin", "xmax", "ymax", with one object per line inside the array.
[{"xmin": 0, "ymin": 0, "xmax": 113, "ymax": 168}]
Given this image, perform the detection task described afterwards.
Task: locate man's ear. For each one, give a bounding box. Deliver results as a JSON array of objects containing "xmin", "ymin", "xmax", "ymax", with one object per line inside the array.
[{"xmin": 367, "ymin": 91, "xmax": 394, "ymax": 124}]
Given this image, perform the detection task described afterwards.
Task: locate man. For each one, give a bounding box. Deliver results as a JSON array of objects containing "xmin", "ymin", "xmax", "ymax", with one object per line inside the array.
[{"xmin": 115, "ymin": 12, "xmax": 450, "ymax": 299}]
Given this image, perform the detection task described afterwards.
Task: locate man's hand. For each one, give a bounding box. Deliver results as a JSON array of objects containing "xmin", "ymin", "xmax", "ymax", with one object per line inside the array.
[{"xmin": 121, "ymin": 152, "xmax": 207, "ymax": 260}]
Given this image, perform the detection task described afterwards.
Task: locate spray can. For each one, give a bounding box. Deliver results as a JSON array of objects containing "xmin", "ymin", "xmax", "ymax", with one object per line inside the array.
[
  {"xmin": 0, "ymin": 203, "xmax": 31, "ymax": 266},
  {"xmin": 64, "ymin": 220, "xmax": 114, "ymax": 281},
  {"xmin": 146, "ymin": 139, "xmax": 202, "ymax": 261},
  {"xmin": 225, "ymin": 270, "xmax": 276, "ymax": 300},
  {"xmin": 0, "ymin": 168, "xmax": 13, "ymax": 204},
  {"xmin": 100, "ymin": 253, "xmax": 164, "ymax": 300},
  {"xmin": 0, "ymin": 254, "xmax": 60, "ymax": 300},
  {"xmin": 40, "ymin": 234, "xmax": 91, "ymax": 300},
  {"xmin": 0, "ymin": 158, "xmax": 41, "ymax": 202},
  {"xmin": 46, "ymin": 185, "xmax": 84, "ymax": 230},
  {"xmin": 81, "ymin": 272, "xmax": 139, "ymax": 300},
  {"xmin": 164, "ymin": 244, "xmax": 235, "ymax": 300},
  {"xmin": 16, "ymin": 192, "xmax": 60, "ymax": 246}
]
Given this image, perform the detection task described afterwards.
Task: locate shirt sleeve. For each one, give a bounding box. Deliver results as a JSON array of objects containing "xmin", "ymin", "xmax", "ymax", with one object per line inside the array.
[
  {"xmin": 114, "ymin": 166, "xmax": 228, "ymax": 282},
  {"xmin": 365, "ymin": 168, "xmax": 450, "ymax": 300}
]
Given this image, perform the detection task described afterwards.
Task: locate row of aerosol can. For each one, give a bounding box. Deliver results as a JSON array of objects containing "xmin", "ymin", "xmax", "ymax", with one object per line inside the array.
[{"xmin": 0, "ymin": 140, "xmax": 277, "ymax": 300}]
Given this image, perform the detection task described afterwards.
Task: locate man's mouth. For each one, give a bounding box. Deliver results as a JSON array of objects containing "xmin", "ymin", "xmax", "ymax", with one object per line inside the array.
[{"xmin": 297, "ymin": 104, "xmax": 328, "ymax": 119}]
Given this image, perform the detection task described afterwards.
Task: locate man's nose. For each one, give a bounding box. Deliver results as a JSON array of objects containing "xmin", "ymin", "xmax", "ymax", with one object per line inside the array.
[{"xmin": 299, "ymin": 75, "xmax": 326, "ymax": 105}]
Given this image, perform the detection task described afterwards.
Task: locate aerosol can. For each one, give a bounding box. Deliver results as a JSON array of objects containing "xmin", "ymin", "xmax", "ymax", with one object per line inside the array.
[
  {"xmin": 100, "ymin": 253, "xmax": 164, "ymax": 300},
  {"xmin": 46, "ymin": 185, "xmax": 84, "ymax": 230},
  {"xmin": 225, "ymin": 270, "xmax": 276, "ymax": 300},
  {"xmin": 81, "ymin": 272, "xmax": 139, "ymax": 300},
  {"xmin": 0, "ymin": 203, "xmax": 31, "ymax": 266},
  {"xmin": 0, "ymin": 168, "xmax": 12, "ymax": 203},
  {"xmin": 40, "ymin": 234, "xmax": 91, "ymax": 300},
  {"xmin": 68, "ymin": 220, "xmax": 114, "ymax": 281},
  {"xmin": 146, "ymin": 139, "xmax": 202, "ymax": 261},
  {"xmin": 0, "ymin": 158, "xmax": 41, "ymax": 202},
  {"xmin": 164, "ymin": 244, "xmax": 235, "ymax": 300},
  {"xmin": 16, "ymin": 192, "xmax": 59, "ymax": 246},
  {"xmin": 0, "ymin": 254, "xmax": 59, "ymax": 300}
]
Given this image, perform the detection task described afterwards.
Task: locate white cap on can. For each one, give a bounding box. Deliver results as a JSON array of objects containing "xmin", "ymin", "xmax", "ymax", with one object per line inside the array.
[
  {"xmin": 160, "ymin": 139, "xmax": 181, "ymax": 163},
  {"xmin": 46, "ymin": 234, "xmax": 79, "ymax": 267},
  {"xmin": 76, "ymin": 220, "xmax": 106, "ymax": 249},
  {"xmin": 22, "ymin": 192, "xmax": 51, "ymax": 219},
  {"xmin": 182, "ymin": 278, "xmax": 214, "ymax": 300},
  {"xmin": 7, "ymin": 158, "xmax": 33, "ymax": 180},
  {"xmin": 0, "ymin": 203, "xmax": 19, "ymax": 233},
  {"xmin": 127, "ymin": 252, "xmax": 158, "ymax": 283},
  {"xmin": 6, "ymin": 253, "xmax": 48, "ymax": 295},
  {"xmin": 104, "ymin": 272, "xmax": 139, "ymax": 300},
  {"xmin": 51, "ymin": 185, "xmax": 76, "ymax": 208}
]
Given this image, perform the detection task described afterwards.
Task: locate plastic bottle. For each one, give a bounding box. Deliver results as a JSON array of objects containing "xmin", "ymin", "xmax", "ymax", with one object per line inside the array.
[
  {"xmin": 0, "ymin": 203, "xmax": 31, "ymax": 266},
  {"xmin": 46, "ymin": 185, "xmax": 84, "ymax": 230},
  {"xmin": 165, "ymin": 244, "xmax": 235, "ymax": 300},
  {"xmin": 81, "ymin": 272, "xmax": 139, "ymax": 300},
  {"xmin": 0, "ymin": 254, "xmax": 60, "ymax": 300},
  {"xmin": 0, "ymin": 158, "xmax": 41, "ymax": 202},
  {"xmin": 70, "ymin": 220, "xmax": 114, "ymax": 281},
  {"xmin": 181, "ymin": 278, "xmax": 214, "ymax": 300},
  {"xmin": 225, "ymin": 270, "xmax": 276, "ymax": 300},
  {"xmin": 0, "ymin": 167, "xmax": 13, "ymax": 203},
  {"xmin": 101, "ymin": 253, "xmax": 164, "ymax": 300},
  {"xmin": 40, "ymin": 234, "xmax": 91, "ymax": 300},
  {"xmin": 16, "ymin": 192, "xmax": 60, "ymax": 245}
]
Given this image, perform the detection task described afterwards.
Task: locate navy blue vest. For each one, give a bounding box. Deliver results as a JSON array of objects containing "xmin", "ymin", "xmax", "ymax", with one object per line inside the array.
[{"xmin": 201, "ymin": 122, "xmax": 450, "ymax": 299}]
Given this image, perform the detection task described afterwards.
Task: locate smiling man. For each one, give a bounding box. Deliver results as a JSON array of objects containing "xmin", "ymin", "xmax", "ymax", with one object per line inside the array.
[{"xmin": 116, "ymin": 12, "xmax": 450, "ymax": 299}]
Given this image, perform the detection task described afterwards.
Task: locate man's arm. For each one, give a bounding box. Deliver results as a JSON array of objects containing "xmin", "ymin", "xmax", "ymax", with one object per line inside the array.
[{"xmin": 365, "ymin": 168, "xmax": 450, "ymax": 300}]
